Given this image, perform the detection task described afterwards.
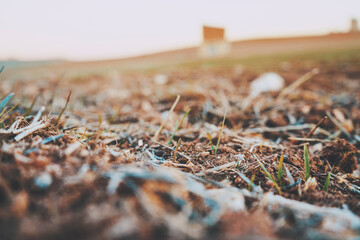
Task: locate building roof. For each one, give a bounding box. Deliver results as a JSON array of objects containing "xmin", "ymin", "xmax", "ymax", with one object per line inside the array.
[{"xmin": 203, "ymin": 26, "xmax": 225, "ymax": 42}]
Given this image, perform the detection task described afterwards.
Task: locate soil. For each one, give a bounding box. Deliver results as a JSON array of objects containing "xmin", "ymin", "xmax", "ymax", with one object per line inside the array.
[{"xmin": 0, "ymin": 55, "xmax": 359, "ymax": 239}]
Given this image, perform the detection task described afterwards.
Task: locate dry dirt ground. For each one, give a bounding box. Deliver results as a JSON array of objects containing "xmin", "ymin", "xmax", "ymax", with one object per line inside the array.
[{"xmin": 0, "ymin": 50, "xmax": 359, "ymax": 239}]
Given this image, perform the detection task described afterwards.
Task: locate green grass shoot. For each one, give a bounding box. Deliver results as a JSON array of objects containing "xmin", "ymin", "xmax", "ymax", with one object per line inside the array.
[
  {"xmin": 248, "ymin": 174, "xmax": 255, "ymax": 191},
  {"xmin": 168, "ymin": 109, "xmax": 190, "ymax": 145},
  {"xmin": 256, "ymin": 159, "xmax": 282, "ymax": 195},
  {"xmin": 304, "ymin": 144, "xmax": 310, "ymax": 181},
  {"xmin": 323, "ymin": 172, "xmax": 331, "ymax": 192},
  {"xmin": 277, "ymin": 155, "xmax": 284, "ymax": 183},
  {"xmin": 55, "ymin": 91, "xmax": 72, "ymax": 126},
  {"xmin": 25, "ymin": 94, "xmax": 39, "ymax": 117},
  {"xmin": 206, "ymin": 132, "xmax": 215, "ymax": 154},
  {"xmin": 0, "ymin": 93, "xmax": 14, "ymax": 112},
  {"xmin": 214, "ymin": 108, "xmax": 227, "ymax": 155}
]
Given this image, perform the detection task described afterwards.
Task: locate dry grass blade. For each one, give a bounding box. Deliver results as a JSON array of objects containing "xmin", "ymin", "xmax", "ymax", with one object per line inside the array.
[
  {"xmin": 306, "ymin": 116, "xmax": 328, "ymax": 138},
  {"xmin": 80, "ymin": 127, "xmax": 88, "ymax": 140},
  {"xmin": 153, "ymin": 94, "xmax": 180, "ymax": 141},
  {"xmin": 56, "ymin": 91, "xmax": 72, "ymax": 126},
  {"xmin": 215, "ymin": 107, "xmax": 227, "ymax": 155},
  {"xmin": 0, "ymin": 104, "xmax": 17, "ymax": 124}
]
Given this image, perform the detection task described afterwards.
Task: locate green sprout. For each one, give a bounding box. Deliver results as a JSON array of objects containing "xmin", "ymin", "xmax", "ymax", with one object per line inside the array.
[
  {"xmin": 248, "ymin": 174, "xmax": 255, "ymax": 191},
  {"xmin": 304, "ymin": 144, "xmax": 310, "ymax": 181},
  {"xmin": 168, "ymin": 109, "xmax": 190, "ymax": 145},
  {"xmin": 256, "ymin": 158, "xmax": 282, "ymax": 195},
  {"xmin": 0, "ymin": 93, "xmax": 14, "ymax": 112},
  {"xmin": 323, "ymin": 172, "xmax": 331, "ymax": 192},
  {"xmin": 55, "ymin": 91, "xmax": 72, "ymax": 126},
  {"xmin": 206, "ymin": 132, "xmax": 215, "ymax": 154},
  {"xmin": 277, "ymin": 155, "xmax": 284, "ymax": 183},
  {"xmin": 25, "ymin": 94, "xmax": 39, "ymax": 117},
  {"xmin": 214, "ymin": 108, "xmax": 227, "ymax": 155}
]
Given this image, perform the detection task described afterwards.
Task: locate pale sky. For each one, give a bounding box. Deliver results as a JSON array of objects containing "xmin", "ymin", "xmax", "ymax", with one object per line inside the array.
[{"xmin": 1, "ymin": 0, "xmax": 359, "ymax": 61}]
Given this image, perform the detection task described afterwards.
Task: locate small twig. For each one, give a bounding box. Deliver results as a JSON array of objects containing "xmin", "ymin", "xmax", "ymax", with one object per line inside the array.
[
  {"xmin": 172, "ymin": 138, "xmax": 181, "ymax": 161},
  {"xmin": 41, "ymin": 134, "xmax": 64, "ymax": 144},
  {"xmin": 153, "ymin": 140, "xmax": 191, "ymax": 160},
  {"xmin": 305, "ymin": 116, "xmax": 328, "ymax": 138},
  {"xmin": 196, "ymin": 162, "xmax": 235, "ymax": 176},
  {"xmin": 153, "ymin": 95, "xmax": 180, "ymax": 140},
  {"xmin": 282, "ymin": 178, "xmax": 301, "ymax": 190},
  {"xmin": 288, "ymin": 137, "xmax": 332, "ymax": 143},
  {"xmin": 326, "ymin": 111, "xmax": 352, "ymax": 139},
  {"xmin": 245, "ymin": 124, "xmax": 314, "ymax": 133},
  {"xmin": 277, "ymin": 68, "xmax": 319, "ymax": 100}
]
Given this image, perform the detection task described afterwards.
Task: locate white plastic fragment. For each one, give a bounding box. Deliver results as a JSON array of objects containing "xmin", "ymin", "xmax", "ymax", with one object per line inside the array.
[
  {"xmin": 14, "ymin": 122, "xmax": 48, "ymax": 141},
  {"xmin": 14, "ymin": 151, "xmax": 32, "ymax": 163},
  {"xmin": 108, "ymin": 148, "xmax": 121, "ymax": 157},
  {"xmin": 250, "ymin": 72, "xmax": 284, "ymax": 97},
  {"xmin": 64, "ymin": 141, "xmax": 82, "ymax": 156},
  {"xmin": 154, "ymin": 74, "xmax": 168, "ymax": 85},
  {"xmin": 206, "ymin": 188, "xmax": 246, "ymax": 212},
  {"xmin": 31, "ymin": 106, "xmax": 45, "ymax": 124},
  {"xmin": 34, "ymin": 172, "xmax": 52, "ymax": 189}
]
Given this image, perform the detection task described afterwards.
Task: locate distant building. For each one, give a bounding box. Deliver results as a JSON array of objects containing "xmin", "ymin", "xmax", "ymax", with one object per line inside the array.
[
  {"xmin": 199, "ymin": 26, "xmax": 230, "ymax": 58},
  {"xmin": 350, "ymin": 18, "xmax": 359, "ymax": 33}
]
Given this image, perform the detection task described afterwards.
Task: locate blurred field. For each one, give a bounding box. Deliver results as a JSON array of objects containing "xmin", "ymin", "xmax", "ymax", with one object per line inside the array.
[{"xmin": 3, "ymin": 32, "xmax": 360, "ymax": 79}]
